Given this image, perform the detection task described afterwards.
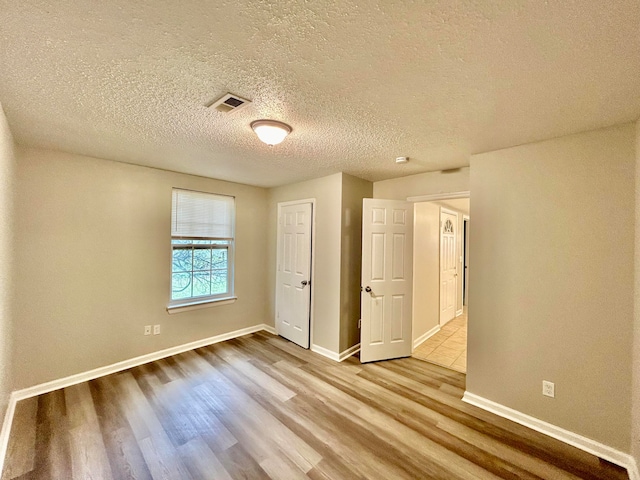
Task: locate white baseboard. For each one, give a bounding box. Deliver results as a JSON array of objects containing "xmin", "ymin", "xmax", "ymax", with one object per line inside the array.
[
  {"xmin": 413, "ymin": 325, "xmax": 440, "ymax": 350},
  {"xmin": 262, "ymin": 324, "xmax": 277, "ymax": 335},
  {"xmin": 629, "ymin": 457, "xmax": 640, "ymax": 480},
  {"xmin": 462, "ymin": 392, "xmax": 637, "ymax": 476},
  {"xmin": 13, "ymin": 323, "xmax": 275, "ymax": 401},
  {"xmin": 311, "ymin": 344, "xmax": 340, "ymax": 361},
  {"xmin": 0, "ymin": 394, "xmax": 17, "ymax": 477},
  {"xmin": 0, "ymin": 323, "xmax": 276, "ymax": 476},
  {"xmin": 339, "ymin": 343, "xmax": 360, "ymax": 362},
  {"xmin": 455, "ymin": 308, "xmax": 463, "ymax": 317},
  {"xmin": 311, "ymin": 343, "xmax": 360, "ymax": 362}
]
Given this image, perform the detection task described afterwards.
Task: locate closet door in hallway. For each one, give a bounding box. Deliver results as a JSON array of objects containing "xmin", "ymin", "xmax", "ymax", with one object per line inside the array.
[{"xmin": 440, "ymin": 208, "xmax": 458, "ymax": 325}]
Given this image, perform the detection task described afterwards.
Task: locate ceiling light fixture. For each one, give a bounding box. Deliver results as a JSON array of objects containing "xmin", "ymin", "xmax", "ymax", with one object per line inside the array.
[{"xmin": 251, "ymin": 119, "xmax": 292, "ymax": 146}]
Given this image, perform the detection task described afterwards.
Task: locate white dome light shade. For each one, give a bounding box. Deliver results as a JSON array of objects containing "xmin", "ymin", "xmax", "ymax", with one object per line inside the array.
[{"xmin": 251, "ymin": 120, "xmax": 292, "ymax": 145}]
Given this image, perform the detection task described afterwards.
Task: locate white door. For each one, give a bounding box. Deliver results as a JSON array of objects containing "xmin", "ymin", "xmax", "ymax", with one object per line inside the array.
[
  {"xmin": 440, "ymin": 209, "xmax": 458, "ymax": 325},
  {"xmin": 361, "ymin": 199, "xmax": 413, "ymax": 363},
  {"xmin": 276, "ymin": 202, "xmax": 312, "ymax": 348}
]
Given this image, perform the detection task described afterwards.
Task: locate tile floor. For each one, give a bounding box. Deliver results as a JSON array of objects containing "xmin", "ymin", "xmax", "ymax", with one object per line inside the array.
[{"xmin": 412, "ymin": 309, "xmax": 467, "ymax": 373}]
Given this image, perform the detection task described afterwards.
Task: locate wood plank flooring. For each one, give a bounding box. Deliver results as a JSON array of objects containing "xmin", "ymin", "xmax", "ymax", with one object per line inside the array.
[{"xmin": 2, "ymin": 331, "xmax": 628, "ymax": 479}]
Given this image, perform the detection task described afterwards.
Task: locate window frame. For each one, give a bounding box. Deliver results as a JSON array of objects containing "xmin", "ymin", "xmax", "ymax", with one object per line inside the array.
[{"xmin": 168, "ymin": 189, "xmax": 236, "ymax": 311}]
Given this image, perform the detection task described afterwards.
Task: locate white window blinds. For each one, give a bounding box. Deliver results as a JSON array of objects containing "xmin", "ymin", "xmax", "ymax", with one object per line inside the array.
[{"xmin": 171, "ymin": 189, "xmax": 235, "ymax": 239}]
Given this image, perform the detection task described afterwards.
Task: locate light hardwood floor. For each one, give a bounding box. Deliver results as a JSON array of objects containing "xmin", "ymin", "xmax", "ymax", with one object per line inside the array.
[{"xmin": 2, "ymin": 331, "xmax": 628, "ymax": 479}]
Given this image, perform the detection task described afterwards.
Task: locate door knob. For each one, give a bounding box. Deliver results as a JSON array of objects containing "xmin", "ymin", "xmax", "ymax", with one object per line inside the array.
[
  {"xmin": 301, "ymin": 280, "xmax": 309, "ymax": 286},
  {"xmin": 365, "ymin": 286, "xmax": 372, "ymax": 293}
]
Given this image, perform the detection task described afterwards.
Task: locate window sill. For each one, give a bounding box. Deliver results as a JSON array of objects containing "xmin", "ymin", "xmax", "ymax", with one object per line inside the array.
[{"xmin": 166, "ymin": 296, "xmax": 237, "ymax": 315}]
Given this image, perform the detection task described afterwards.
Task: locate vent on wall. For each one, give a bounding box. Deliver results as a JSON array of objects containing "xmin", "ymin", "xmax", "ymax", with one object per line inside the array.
[{"xmin": 207, "ymin": 93, "xmax": 252, "ymax": 113}]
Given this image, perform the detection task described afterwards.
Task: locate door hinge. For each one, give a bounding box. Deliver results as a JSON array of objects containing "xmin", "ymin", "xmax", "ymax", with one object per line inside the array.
[{"xmin": 358, "ymin": 319, "xmax": 361, "ymax": 329}]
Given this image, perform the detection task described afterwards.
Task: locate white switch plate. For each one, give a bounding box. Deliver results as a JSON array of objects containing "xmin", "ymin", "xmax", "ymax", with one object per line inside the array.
[
  {"xmin": 542, "ymin": 380, "xmax": 555, "ymax": 398},
  {"xmin": 144, "ymin": 325, "xmax": 151, "ymax": 336},
  {"xmin": 153, "ymin": 325, "xmax": 161, "ymax": 335}
]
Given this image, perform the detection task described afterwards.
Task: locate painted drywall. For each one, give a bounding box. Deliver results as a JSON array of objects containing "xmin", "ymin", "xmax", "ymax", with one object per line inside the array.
[
  {"xmin": 0, "ymin": 104, "xmax": 15, "ymax": 420},
  {"xmin": 413, "ymin": 202, "xmax": 441, "ymax": 343},
  {"xmin": 633, "ymin": 118, "xmax": 640, "ymax": 468},
  {"xmin": 436, "ymin": 198, "xmax": 470, "ymax": 215},
  {"xmin": 268, "ymin": 173, "xmax": 343, "ymax": 353},
  {"xmin": 339, "ymin": 174, "xmax": 373, "ymax": 352},
  {"xmin": 467, "ymin": 124, "xmax": 635, "ymax": 451},
  {"xmin": 373, "ymin": 167, "xmax": 469, "ymax": 200},
  {"xmin": 13, "ymin": 148, "xmax": 269, "ymax": 389}
]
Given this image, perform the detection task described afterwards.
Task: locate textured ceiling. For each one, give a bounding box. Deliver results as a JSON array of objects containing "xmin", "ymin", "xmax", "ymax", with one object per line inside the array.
[{"xmin": 1, "ymin": 1, "xmax": 639, "ymax": 187}]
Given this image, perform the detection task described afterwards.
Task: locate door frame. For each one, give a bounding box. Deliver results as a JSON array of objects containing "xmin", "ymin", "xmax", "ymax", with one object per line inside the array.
[
  {"xmin": 439, "ymin": 207, "xmax": 459, "ymax": 326},
  {"xmin": 406, "ymin": 191, "xmax": 470, "ymax": 350},
  {"xmin": 407, "ymin": 191, "xmax": 470, "ymax": 203},
  {"xmin": 275, "ymin": 198, "xmax": 316, "ymax": 348},
  {"xmin": 463, "ymin": 214, "xmax": 470, "ymax": 306}
]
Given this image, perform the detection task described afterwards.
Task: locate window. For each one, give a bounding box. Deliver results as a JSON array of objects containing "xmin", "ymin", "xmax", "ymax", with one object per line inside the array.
[{"xmin": 170, "ymin": 189, "xmax": 235, "ymax": 306}]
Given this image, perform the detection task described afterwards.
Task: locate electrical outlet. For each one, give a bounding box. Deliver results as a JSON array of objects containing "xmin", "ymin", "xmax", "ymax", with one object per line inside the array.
[
  {"xmin": 144, "ymin": 325, "xmax": 151, "ymax": 336},
  {"xmin": 153, "ymin": 325, "xmax": 161, "ymax": 335},
  {"xmin": 542, "ymin": 380, "xmax": 555, "ymax": 398}
]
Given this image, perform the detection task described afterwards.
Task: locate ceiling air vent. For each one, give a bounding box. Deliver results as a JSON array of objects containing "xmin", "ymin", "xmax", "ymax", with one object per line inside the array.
[{"xmin": 207, "ymin": 93, "xmax": 252, "ymax": 113}]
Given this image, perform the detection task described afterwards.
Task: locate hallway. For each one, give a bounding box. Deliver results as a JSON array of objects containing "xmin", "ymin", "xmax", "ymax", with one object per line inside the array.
[{"xmin": 413, "ymin": 310, "xmax": 467, "ymax": 373}]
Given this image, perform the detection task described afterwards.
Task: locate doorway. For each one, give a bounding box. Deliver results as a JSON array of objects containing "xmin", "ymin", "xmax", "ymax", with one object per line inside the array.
[
  {"xmin": 410, "ymin": 197, "xmax": 469, "ymax": 373},
  {"xmin": 463, "ymin": 215, "xmax": 469, "ymax": 306}
]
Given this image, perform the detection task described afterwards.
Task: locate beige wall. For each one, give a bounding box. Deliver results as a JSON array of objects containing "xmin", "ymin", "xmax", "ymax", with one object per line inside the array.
[
  {"xmin": 14, "ymin": 148, "xmax": 269, "ymax": 389},
  {"xmin": 339, "ymin": 174, "xmax": 373, "ymax": 351},
  {"xmin": 413, "ymin": 202, "xmax": 440, "ymax": 343},
  {"xmin": 373, "ymin": 167, "xmax": 469, "ymax": 200},
  {"xmin": 0, "ymin": 105, "xmax": 15, "ymax": 420},
  {"xmin": 633, "ymin": 119, "xmax": 640, "ymax": 466},
  {"xmin": 268, "ymin": 173, "xmax": 343, "ymax": 353},
  {"xmin": 435, "ymin": 199, "xmax": 470, "ymax": 215},
  {"xmin": 468, "ymin": 124, "xmax": 635, "ymax": 451}
]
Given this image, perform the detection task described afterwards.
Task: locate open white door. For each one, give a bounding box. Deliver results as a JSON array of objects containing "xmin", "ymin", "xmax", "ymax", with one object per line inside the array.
[
  {"xmin": 276, "ymin": 202, "xmax": 312, "ymax": 348},
  {"xmin": 361, "ymin": 199, "xmax": 413, "ymax": 363}
]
